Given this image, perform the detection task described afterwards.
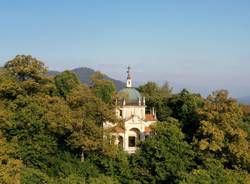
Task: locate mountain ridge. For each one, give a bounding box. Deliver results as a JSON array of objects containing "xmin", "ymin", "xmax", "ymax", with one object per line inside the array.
[
  {"xmin": 237, "ymin": 96, "xmax": 250, "ymax": 105},
  {"xmin": 48, "ymin": 67, "xmax": 125, "ymax": 91}
]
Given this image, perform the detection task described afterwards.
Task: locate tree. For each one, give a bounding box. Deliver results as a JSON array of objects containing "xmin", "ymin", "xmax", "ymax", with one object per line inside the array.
[
  {"xmin": 240, "ymin": 105, "xmax": 250, "ymax": 140},
  {"xmin": 89, "ymin": 149, "xmax": 133, "ymax": 184},
  {"xmin": 21, "ymin": 168, "xmax": 52, "ymax": 184},
  {"xmin": 138, "ymin": 82, "xmax": 172, "ymax": 121},
  {"xmin": 180, "ymin": 159, "xmax": 250, "ymax": 184},
  {"xmin": 90, "ymin": 72, "xmax": 116, "ymax": 104},
  {"xmin": 4, "ymin": 55, "xmax": 47, "ymax": 82},
  {"xmin": 167, "ymin": 89, "xmax": 204, "ymax": 141},
  {"xmin": 132, "ymin": 118, "xmax": 194, "ymax": 184},
  {"xmin": 66, "ymin": 85, "xmax": 117, "ymax": 161},
  {"xmin": 54, "ymin": 71, "xmax": 80, "ymax": 98},
  {"xmin": 160, "ymin": 82, "xmax": 173, "ymax": 98},
  {"xmin": 88, "ymin": 175, "xmax": 119, "ymax": 184},
  {"xmin": 2, "ymin": 55, "xmax": 249, "ymax": 183},
  {"xmin": 0, "ymin": 133, "xmax": 22, "ymax": 184},
  {"xmin": 0, "ymin": 68, "xmax": 24, "ymax": 100},
  {"xmin": 67, "ymin": 85, "xmax": 116, "ymax": 126},
  {"xmin": 67, "ymin": 120, "xmax": 103, "ymax": 162},
  {"xmin": 194, "ymin": 90, "xmax": 250, "ymax": 171},
  {"xmin": 3, "ymin": 55, "xmax": 56, "ymax": 96}
]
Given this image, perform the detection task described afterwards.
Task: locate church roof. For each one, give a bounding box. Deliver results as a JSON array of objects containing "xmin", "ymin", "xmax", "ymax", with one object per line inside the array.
[
  {"xmin": 119, "ymin": 87, "xmax": 141, "ymax": 105},
  {"xmin": 145, "ymin": 114, "xmax": 157, "ymax": 121},
  {"xmin": 114, "ymin": 126, "xmax": 124, "ymax": 133}
]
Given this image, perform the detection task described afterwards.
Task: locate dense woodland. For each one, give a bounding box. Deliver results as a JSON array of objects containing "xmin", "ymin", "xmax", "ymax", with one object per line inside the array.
[{"xmin": 0, "ymin": 55, "xmax": 250, "ymax": 184}]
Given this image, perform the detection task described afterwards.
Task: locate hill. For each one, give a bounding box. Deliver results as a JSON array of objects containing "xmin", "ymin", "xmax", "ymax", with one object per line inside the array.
[
  {"xmin": 237, "ymin": 96, "xmax": 250, "ymax": 105},
  {"xmin": 48, "ymin": 67, "xmax": 125, "ymax": 91}
]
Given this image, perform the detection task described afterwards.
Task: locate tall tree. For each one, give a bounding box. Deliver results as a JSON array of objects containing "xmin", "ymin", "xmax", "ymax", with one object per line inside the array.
[
  {"xmin": 90, "ymin": 71, "xmax": 116, "ymax": 104},
  {"xmin": 3, "ymin": 55, "xmax": 56, "ymax": 96},
  {"xmin": 66, "ymin": 85, "xmax": 117, "ymax": 161},
  {"xmin": 54, "ymin": 71, "xmax": 80, "ymax": 98},
  {"xmin": 132, "ymin": 118, "xmax": 194, "ymax": 184},
  {"xmin": 4, "ymin": 55, "xmax": 47, "ymax": 82},
  {"xmin": 167, "ymin": 89, "xmax": 204, "ymax": 141},
  {"xmin": 138, "ymin": 82, "xmax": 172, "ymax": 121},
  {"xmin": 194, "ymin": 90, "xmax": 250, "ymax": 171}
]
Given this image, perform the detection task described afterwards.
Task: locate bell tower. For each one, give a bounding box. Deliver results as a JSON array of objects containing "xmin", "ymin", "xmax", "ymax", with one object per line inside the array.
[{"xmin": 126, "ymin": 66, "xmax": 132, "ymax": 88}]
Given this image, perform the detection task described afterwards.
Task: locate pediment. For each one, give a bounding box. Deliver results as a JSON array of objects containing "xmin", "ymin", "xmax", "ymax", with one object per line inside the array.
[{"xmin": 124, "ymin": 115, "xmax": 145, "ymax": 124}]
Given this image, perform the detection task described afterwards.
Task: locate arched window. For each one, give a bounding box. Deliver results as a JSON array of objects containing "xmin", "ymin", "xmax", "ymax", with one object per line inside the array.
[
  {"xmin": 128, "ymin": 128, "xmax": 140, "ymax": 147},
  {"xmin": 129, "ymin": 136, "xmax": 136, "ymax": 147}
]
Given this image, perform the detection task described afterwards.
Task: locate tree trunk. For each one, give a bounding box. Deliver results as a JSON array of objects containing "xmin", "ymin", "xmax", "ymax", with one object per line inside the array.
[{"xmin": 81, "ymin": 148, "xmax": 84, "ymax": 162}]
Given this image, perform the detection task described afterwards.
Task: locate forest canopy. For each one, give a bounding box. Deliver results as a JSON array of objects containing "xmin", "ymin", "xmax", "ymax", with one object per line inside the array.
[{"xmin": 0, "ymin": 55, "xmax": 249, "ymax": 184}]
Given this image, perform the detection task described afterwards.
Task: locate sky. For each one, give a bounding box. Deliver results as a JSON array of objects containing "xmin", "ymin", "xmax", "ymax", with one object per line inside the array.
[{"xmin": 0, "ymin": 0, "xmax": 250, "ymax": 97}]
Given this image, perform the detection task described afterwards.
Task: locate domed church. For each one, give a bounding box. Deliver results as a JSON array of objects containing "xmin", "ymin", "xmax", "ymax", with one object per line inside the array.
[{"xmin": 104, "ymin": 67, "xmax": 157, "ymax": 153}]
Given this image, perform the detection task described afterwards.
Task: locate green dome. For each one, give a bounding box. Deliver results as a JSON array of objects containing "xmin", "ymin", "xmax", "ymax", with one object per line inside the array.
[{"xmin": 119, "ymin": 87, "xmax": 141, "ymax": 105}]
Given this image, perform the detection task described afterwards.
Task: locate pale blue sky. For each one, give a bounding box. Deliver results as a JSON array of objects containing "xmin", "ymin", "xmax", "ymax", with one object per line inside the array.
[{"xmin": 0, "ymin": 0, "xmax": 250, "ymax": 97}]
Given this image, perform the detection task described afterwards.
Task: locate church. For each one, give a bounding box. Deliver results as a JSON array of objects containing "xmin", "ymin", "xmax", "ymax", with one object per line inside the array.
[{"xmin": 104, "ymin": 67, "xmax": 157, "ymax": 153}]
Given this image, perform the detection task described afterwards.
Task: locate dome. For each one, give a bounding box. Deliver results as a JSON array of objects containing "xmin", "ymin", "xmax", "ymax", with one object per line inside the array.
[{"xmin": 119, "ymin": 87, "xmax": 141, "ymax": 105}]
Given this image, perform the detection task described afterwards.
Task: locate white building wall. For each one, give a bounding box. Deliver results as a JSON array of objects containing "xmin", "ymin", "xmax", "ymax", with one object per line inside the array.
[
  {"xmin": 120, "ymin": 106, "xmax": 145, "ymax": 120},
  {"xmin": 106, "ymin": 101, "xmax": 155, "ymax": 154}
]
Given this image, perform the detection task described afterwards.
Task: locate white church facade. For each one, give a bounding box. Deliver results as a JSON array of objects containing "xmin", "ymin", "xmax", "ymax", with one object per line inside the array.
[{"xmin": 104, "ymin": 67, "xmax": 157, "ymax": 153}]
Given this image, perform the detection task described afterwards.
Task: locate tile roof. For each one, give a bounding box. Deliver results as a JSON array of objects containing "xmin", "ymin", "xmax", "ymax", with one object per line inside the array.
[
  {"xmin": 114, "ymin": 127, "xmax": 124, "ymax": 133},
  {"xmin": 145, "ymin": 114, "xmax": 157, "ymax": 121}
]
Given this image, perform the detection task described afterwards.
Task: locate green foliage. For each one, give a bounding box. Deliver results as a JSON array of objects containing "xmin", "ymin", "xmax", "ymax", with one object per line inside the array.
[
  {"xmin": 132, "ymin": 118, "xmax": 194, "ymax": 184},
  {"xmin": 241, "ymin": 107, "xmax": 250, "ymax": 140},
  {"xmin": 91, "ymin": 71, "xmax": 116, "ymax": 104},
  {"xmin": 21, "ymin": 168, "xmax": 52, "ymax": 184},
  {"xmin": 55, "ymin": 70, "xmax": 80, "ymax": 98},
  {"xmin": 0, "ymin": 76, "xmax": 23, "ymax": 100},
  {"xmin": 167, "ymin": 89, "xmax": 204, "ymax": 141},
  {"xmin": 56, "ymin": 174, "xmax": 85, "ymax": 184},
  {"xmin": 193, "ymin": 90, "xmax": 250, "ymax": 171},
  {"xmin": 2, "ymin": 55, "xmax": 56, "ymax": 97},
  {"xmin": 138, "ymin": 82, "xmax": 172, "ymax": 121},
  {"xmin": 67, "ymin": 120, "xmax": 103, "ymax": 152},
  {"xmin": 4, "ymin": 55, "xmax": 47, "ymax": 82},
  {"xmin": 67, "ymin": 84, "xmax": 116, "ymax": 125},
  {"xmin": 89, "ymin": 150, "xmax": 133, "ymax": 184},
  {"xmin": 65, "ymin": 84, "xmax": 117, "ymax": 160},
  {"xmin": 0, "ymin": 55, "xmax": 249, "ymax": 184},
  {"xmin": 0, "ymin": 133, "xmax": 22, "ymax": 184},
  {"xmin": 88, "ymin": 175, "xmax": 119, "ymax": 184},
  {"xmin": 180, "ymin": 159, "xmax": 250, "ymax": 184},
  {"xmin": 51, "ymin": 151, "xmax": 100, "ymax": 180}
]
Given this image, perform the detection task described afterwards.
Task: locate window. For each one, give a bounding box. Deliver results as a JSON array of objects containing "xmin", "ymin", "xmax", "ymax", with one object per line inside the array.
[
  {"xmin": 128, "ymin": 136, "xmax": 136, "ymax": 147},
  {"xmin": 119, "ymin": 109, "xmax": 122, "ymax": 117}
]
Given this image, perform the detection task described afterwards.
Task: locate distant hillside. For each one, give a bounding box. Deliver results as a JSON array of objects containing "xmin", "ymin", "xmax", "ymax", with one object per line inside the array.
[
  {"xmin": 237, "ymin": 96, "xmax": 250, "ymax": 105},
  {"xmin": 47, "ymin": 70, "xmax": 60, "ymax": 76},
  {"xmin": 48, "ymin": 67, "xmax": 125, "ymax": 91}
]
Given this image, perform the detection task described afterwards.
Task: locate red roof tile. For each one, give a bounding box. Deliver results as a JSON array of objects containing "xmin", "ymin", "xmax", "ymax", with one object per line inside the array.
[
  {"xmin": 114, "ymin": 127, "xmax": 124, "ymax": 133},
  {"xmin": 145, "ymin": 114, "xmax": 157, "ymax": 121}
]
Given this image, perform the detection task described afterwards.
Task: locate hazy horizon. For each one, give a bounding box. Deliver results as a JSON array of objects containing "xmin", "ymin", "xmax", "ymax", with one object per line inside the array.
[{"xmin": 1, "ymin": 0, "xmax": 250, "ymax": 97}]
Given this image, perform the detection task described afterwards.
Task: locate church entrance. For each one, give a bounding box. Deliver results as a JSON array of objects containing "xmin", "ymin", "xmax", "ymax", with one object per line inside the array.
[{"xmin": 128, "ymin": 128, "xmax": 140, "ymax": 147}]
